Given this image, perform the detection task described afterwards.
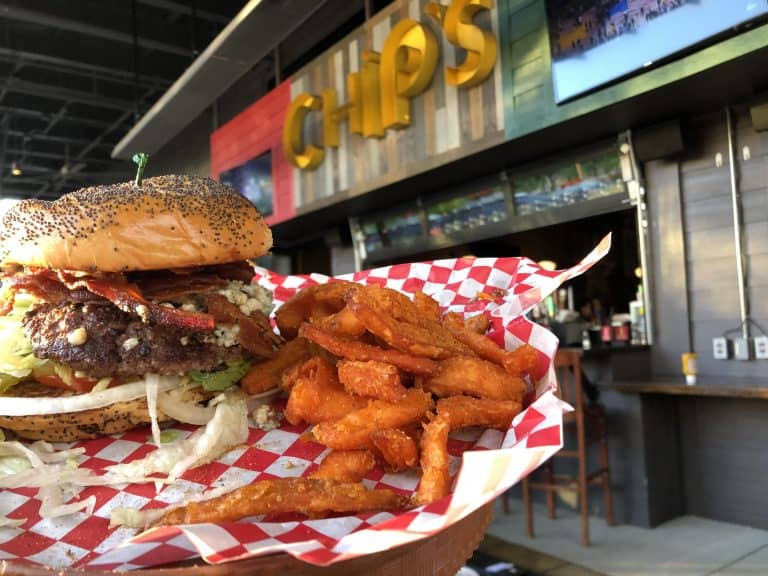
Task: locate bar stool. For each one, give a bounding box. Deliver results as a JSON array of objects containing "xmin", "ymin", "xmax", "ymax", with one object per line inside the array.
[{"xmin": 504, "ymin": 348, "xmax": 614, "ymax": 546}]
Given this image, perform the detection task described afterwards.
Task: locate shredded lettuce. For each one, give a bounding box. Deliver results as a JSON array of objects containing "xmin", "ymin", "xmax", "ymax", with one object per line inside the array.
[
  {"xmin": 106, "ymin": 388, "xmax": 248, "ymax": 483},
  {"xmin": 0, "ymin": 294, "xmax": 49, "ymax": 392},
  {"xmin": 148, "ymin": 430, "xmax": 179, "ymax": 445},
  {"xmin": 188, "ymin": 360, "xmax": 251, "ymax": 392},
  {"xmin": 0, "ymin": 456, "xmax": 32, "ymax": 477}
]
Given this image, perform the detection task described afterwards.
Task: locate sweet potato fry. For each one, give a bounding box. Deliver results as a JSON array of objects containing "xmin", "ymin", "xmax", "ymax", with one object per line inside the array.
[
  {"xmin": 413, "ymin": 412, "xmax": 451, "ymax": 506},
  {"xmin": 501, "ymin": 343, "xmax": 539, "ymax": 378},
  {"xmin": 153, "ymin": 478, "xmax": 407, "ymax": 527},
  {"xmin": 443, "ymin": 313, "xmax": 538, "ymax": 378},
  {"xmin": 413, "ymin": 291, "xmax": 440, "ymax": 322},
  {"xmin": 345, "ymin": 285, "xmax": 474, "ymax": 359},
  {"xmin": 299, "ymin": 323, "xmax": 438, "ymax": 375},
  {"xmin": 310, "ymin": 449, "xmax": 377, "ymax": 482},
  {"xmin": 437, "ymin": 396, "xmax": 522, "ymax": 431},
  {"xmin": 310, "ymin": 388, "xmax": 434, "ymax": 450},
  {"xmin": 423, "ymin": 356, "xmax": 525, "ymax": 402},
  {"xmin": 275, "ymin": 281, "xmax": 357, "ymax": 340},
  {"xmin": 337, "ymin": 360, "xmax": 407, "ymax": 402},
  {"xmin": 313, "ymin": 306, "xmax": 367, "ymax": 338},
  {"xmin": 285, "ymin": 357, "xmax": 367, "ymax": 426},
  {"xmin": 242, "ymin": 337, "xmax": 312, "ymax": 394},
  {"xmin": 370, "ymin": 428, "xmax": 419, "ymax": 472},
  {"xmin": 465, "ymin": 312, "xmax": 490, "ymax": 335},
  {"xmin": 442, "ymin": 311, "xmax": 506, "ymax": 365}
]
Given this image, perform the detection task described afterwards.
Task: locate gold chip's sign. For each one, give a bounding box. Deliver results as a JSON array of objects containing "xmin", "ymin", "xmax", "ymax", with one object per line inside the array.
[{"xmin": 283, "ymin": 0, "xmax": 498, "ymax": 171}]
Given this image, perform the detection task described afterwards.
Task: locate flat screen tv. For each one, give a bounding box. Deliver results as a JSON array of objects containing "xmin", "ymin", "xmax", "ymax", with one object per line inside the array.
[
  {"xmin": 219, "ymin": 152, "xmax": 274, "ymax": 217},
  {"xmin": 546, "ymin": 0, "xmax": 768, "ymax": 103}
]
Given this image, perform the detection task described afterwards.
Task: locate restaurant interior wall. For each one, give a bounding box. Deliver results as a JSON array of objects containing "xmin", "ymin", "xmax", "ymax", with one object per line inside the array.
[
  {"xmin": 646, "ymin": 106, "xmax": 768, "ymax": 381},
  {"xmin": 499, "ymin": 0, "xmax": 768, "ymax": 144}
]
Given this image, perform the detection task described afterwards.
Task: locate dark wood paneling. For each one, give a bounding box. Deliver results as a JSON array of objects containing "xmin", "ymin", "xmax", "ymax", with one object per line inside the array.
[
  {"xmin": 680, "ymin": 398, "xmax": 768, "ymax": 529},
  {"xmin": 641, "ymin": 395, "xmax": 685, "ymax": 527},
  {"xmin": 678, "ymin": 108, "xmax": 768, "ymax": 380},
  {"xmin": 646, "ymin": 159, "xmax": 691, "ymax": 377},
  {"xmin": 598, "ymin": 389, "xmax": 651, "ymax": 527}
]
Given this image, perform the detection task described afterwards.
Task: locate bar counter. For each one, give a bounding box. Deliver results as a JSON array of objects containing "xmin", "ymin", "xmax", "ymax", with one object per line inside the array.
[{"xmin": 605, "ymin": 380, "xmax": 768, "ymax": 399}]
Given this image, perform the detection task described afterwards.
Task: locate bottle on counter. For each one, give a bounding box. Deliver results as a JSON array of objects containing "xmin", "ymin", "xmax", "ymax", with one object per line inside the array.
[
  {"xmin": 582, "ymin": 328, "xmax": 592, "ymax": 351},
  {"xmin": 630, "ymin": 280, "xmax": 647, "ymax": 345},
  {"xmin": 682, "ymin": 353, "xmax": 698, "ymax": 385}
]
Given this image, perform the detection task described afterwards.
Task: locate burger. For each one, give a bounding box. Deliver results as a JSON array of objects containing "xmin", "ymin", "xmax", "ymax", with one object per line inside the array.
[{"xmin": 0, "ymin": 175, "xmax": 280, "ymax": 442}]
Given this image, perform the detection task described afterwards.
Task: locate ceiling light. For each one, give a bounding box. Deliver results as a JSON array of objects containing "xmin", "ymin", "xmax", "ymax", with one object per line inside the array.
[{"xmin": 10, "ymin": 162, "xmax": 22, "ymax": 177}]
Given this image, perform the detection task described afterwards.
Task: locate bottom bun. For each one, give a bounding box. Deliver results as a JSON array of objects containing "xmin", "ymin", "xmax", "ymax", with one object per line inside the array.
[{"xmin": 0, "ymin": 382, "xmax": 172, "ymax": 442}]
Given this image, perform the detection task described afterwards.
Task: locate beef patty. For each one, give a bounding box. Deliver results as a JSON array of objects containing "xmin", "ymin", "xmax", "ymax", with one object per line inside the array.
[{"xmin": 23, "ymin": 301, "xmax": 243, "ymax": 378}]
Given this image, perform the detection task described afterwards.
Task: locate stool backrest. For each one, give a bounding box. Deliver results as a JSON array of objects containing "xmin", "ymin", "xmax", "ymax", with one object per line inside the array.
[{"xmin": 554, "ymin": 348, "xmax": 584, "ymax": 414}]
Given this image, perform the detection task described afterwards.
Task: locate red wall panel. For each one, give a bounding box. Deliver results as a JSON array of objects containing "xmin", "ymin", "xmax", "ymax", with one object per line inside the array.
[{"xmin": 210, "ymin": 80, "xmax": 293, "ymax": 225}]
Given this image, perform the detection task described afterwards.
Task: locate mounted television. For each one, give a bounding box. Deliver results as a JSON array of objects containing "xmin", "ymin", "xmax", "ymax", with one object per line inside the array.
[
  {"xmin": 546, "ymin": 0, "xmax": 768, "ymax": 103},
  {"xmin": 219, "ymin": 152, "xmax": 274, "ymax": 217}
]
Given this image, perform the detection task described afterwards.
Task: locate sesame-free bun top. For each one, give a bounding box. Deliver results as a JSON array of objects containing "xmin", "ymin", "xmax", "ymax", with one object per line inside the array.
[{"xmin": 0, "ymin": 175, "xmax": 272, "ymax": 272}]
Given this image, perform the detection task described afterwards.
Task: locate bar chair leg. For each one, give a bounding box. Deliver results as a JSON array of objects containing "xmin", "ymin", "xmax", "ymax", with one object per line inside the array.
[
  {"xmin": 599, "ymin": 435, "xmax": 614, "ymax": 525},
  {"xmin": 544, "ymin": 460, "xmax": 556, "ymax": 519},
  {"xmin": 522, "ymin": 476, "xmax": 534, "ymax": 538},
  {"xmin": 577, "ymin": 403, "xmax": 590, "ymax": 547}
]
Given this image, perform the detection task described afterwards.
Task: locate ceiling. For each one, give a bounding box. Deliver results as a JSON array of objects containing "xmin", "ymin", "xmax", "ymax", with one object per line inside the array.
[{"xmin": 0, "ymin": 0, "xmax": 247, "ymax": 200}]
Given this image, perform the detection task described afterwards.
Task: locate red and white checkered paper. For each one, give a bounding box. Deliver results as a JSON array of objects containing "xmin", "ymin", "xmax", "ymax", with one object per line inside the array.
[{"xmin": 0, "ymin": 235, "xmax": 610, "ymax": 571}]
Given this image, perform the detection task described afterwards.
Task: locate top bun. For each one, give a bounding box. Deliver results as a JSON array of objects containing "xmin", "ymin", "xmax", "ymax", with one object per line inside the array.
[{"xmin": 0, "ymin": 175, "xmax": 272, "ymax": 272}]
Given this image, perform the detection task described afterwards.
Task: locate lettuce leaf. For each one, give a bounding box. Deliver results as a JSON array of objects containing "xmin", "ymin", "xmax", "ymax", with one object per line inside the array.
[
  {"xmin": 0, "ymin": 294, "xmax": 49, "ymax": 392},
  {"xmin": 188, "ymin": 360, "xmax": 251, "ymax": 392}
]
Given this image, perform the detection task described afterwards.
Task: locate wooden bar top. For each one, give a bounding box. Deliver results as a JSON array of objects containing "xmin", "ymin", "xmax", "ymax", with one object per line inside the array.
[{"xmin": 604, "ymin": 380, "xmax": 768, "ymax": 400}]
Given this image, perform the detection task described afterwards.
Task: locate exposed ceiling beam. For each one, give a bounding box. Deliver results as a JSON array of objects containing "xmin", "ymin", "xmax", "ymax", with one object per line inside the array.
[
  {"xmin": 6, "ymin": 129, "xmax": 115, "ymax": 148},
  {"xmin": 0, "ymin": 105, "xmax": 114, "ymax": 130},
  {"xmin": 137, "ymin": 0, "xmax": 230, "ymax": 25},
  {"xmin": 4, "ymin": 147, "xmax": 112, "ymax": 165},
  {"xmin": 0, "ymin": 3, "xmax": 194, "ymax": 58},
  {"xmin": 43, "ymin": 87, "xmax": 156, "ymax": 195},
  {"xmin": 0, "ymin": 47, "xmax": 172, "ymax": 90},
  {"xmin": 114, "ymin": 0, "xmax": 333, "ymax": 158},
  {"xmin": 0, "ymin": 115, "xmax": 9, "ymax": 191},
  {"xmin": 3, "ymin": 78, "xmax": 136, "ymax": 111},
  {"xmin": 13, "ymin": 162, "xmax": 61, "ymax": 174},
  {"xmin": 0, "ymin": 181, "xmax": 60, "ymax": 200},
  {"xmin": 12, "ymin": 104, "xmax": 70, "ymax": 172}
]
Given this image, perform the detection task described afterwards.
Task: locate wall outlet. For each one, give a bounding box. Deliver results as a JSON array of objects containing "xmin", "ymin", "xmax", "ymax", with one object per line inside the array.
[
  {"xmin": 733, "ymin": 337, "xmax": 753, "ymax": 361},
  {"xmin": 755, "ymin": 336, "xmax": 768, "ymax": 360},
  {"xmin": 712, "ymin": 337, "xmax": 730, "ymax": 360}
]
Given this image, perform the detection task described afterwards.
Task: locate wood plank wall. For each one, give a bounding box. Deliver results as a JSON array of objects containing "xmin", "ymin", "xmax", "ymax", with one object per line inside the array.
[
  {"xmin": 678, "ymin": 108, "xmax": 768, "ymax": 380},
  {"xmin": 290, "ymin": 0, "xmax": 505, "ymax": 209}
]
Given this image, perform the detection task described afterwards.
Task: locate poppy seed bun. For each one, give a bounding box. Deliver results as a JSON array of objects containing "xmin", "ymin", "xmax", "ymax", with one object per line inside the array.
[
  {"xmin": 0, "ymin": 175, "xmax": 272, "ymax": 272},
  {"xmin": 0, "ymin": 396, "xmax": 171, "ymax": 442},
  {"xmin": 0, "ymin": 381, "xmax": 210, "ymax": 442}
]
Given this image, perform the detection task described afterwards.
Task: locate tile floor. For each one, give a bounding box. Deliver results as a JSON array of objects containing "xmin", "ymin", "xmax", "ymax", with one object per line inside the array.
[{"xmin": 480, "ymin": 498, "xmax": 768, "ymax": 576}]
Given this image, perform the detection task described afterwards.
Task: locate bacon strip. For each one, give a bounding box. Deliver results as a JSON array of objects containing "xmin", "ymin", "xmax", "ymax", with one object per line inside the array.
[
  {"xmin": 0, "ymin": 268, "xmax": 216, "ymax": 331},
  {"xmin": 68, "ymin": 275, "xmax": 216, "ymax": 332},
  {"xmin": 205, "ymin": 294, "xmax": 281, "ymax": 357}
]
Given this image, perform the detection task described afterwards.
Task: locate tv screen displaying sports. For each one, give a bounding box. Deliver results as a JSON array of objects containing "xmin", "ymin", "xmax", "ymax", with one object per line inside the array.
[
  {"xmin": 219, "ymin": 152, "xmax": 274, "ymax": 217},
  {"xmin": 546, "ymin": 0, "xmax": 768, "ymax": 103}
]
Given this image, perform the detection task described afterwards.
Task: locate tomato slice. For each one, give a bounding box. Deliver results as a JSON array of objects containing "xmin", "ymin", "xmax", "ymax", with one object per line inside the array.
[{"xmin": 33, "ymin": 373, "xmax": 117, "ymax": 394}]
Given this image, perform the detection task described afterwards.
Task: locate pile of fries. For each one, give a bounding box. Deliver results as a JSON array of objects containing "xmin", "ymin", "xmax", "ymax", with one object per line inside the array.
[{"xmin": 152, "ymin": 281, "xmax": 538, "ymax": 527}]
